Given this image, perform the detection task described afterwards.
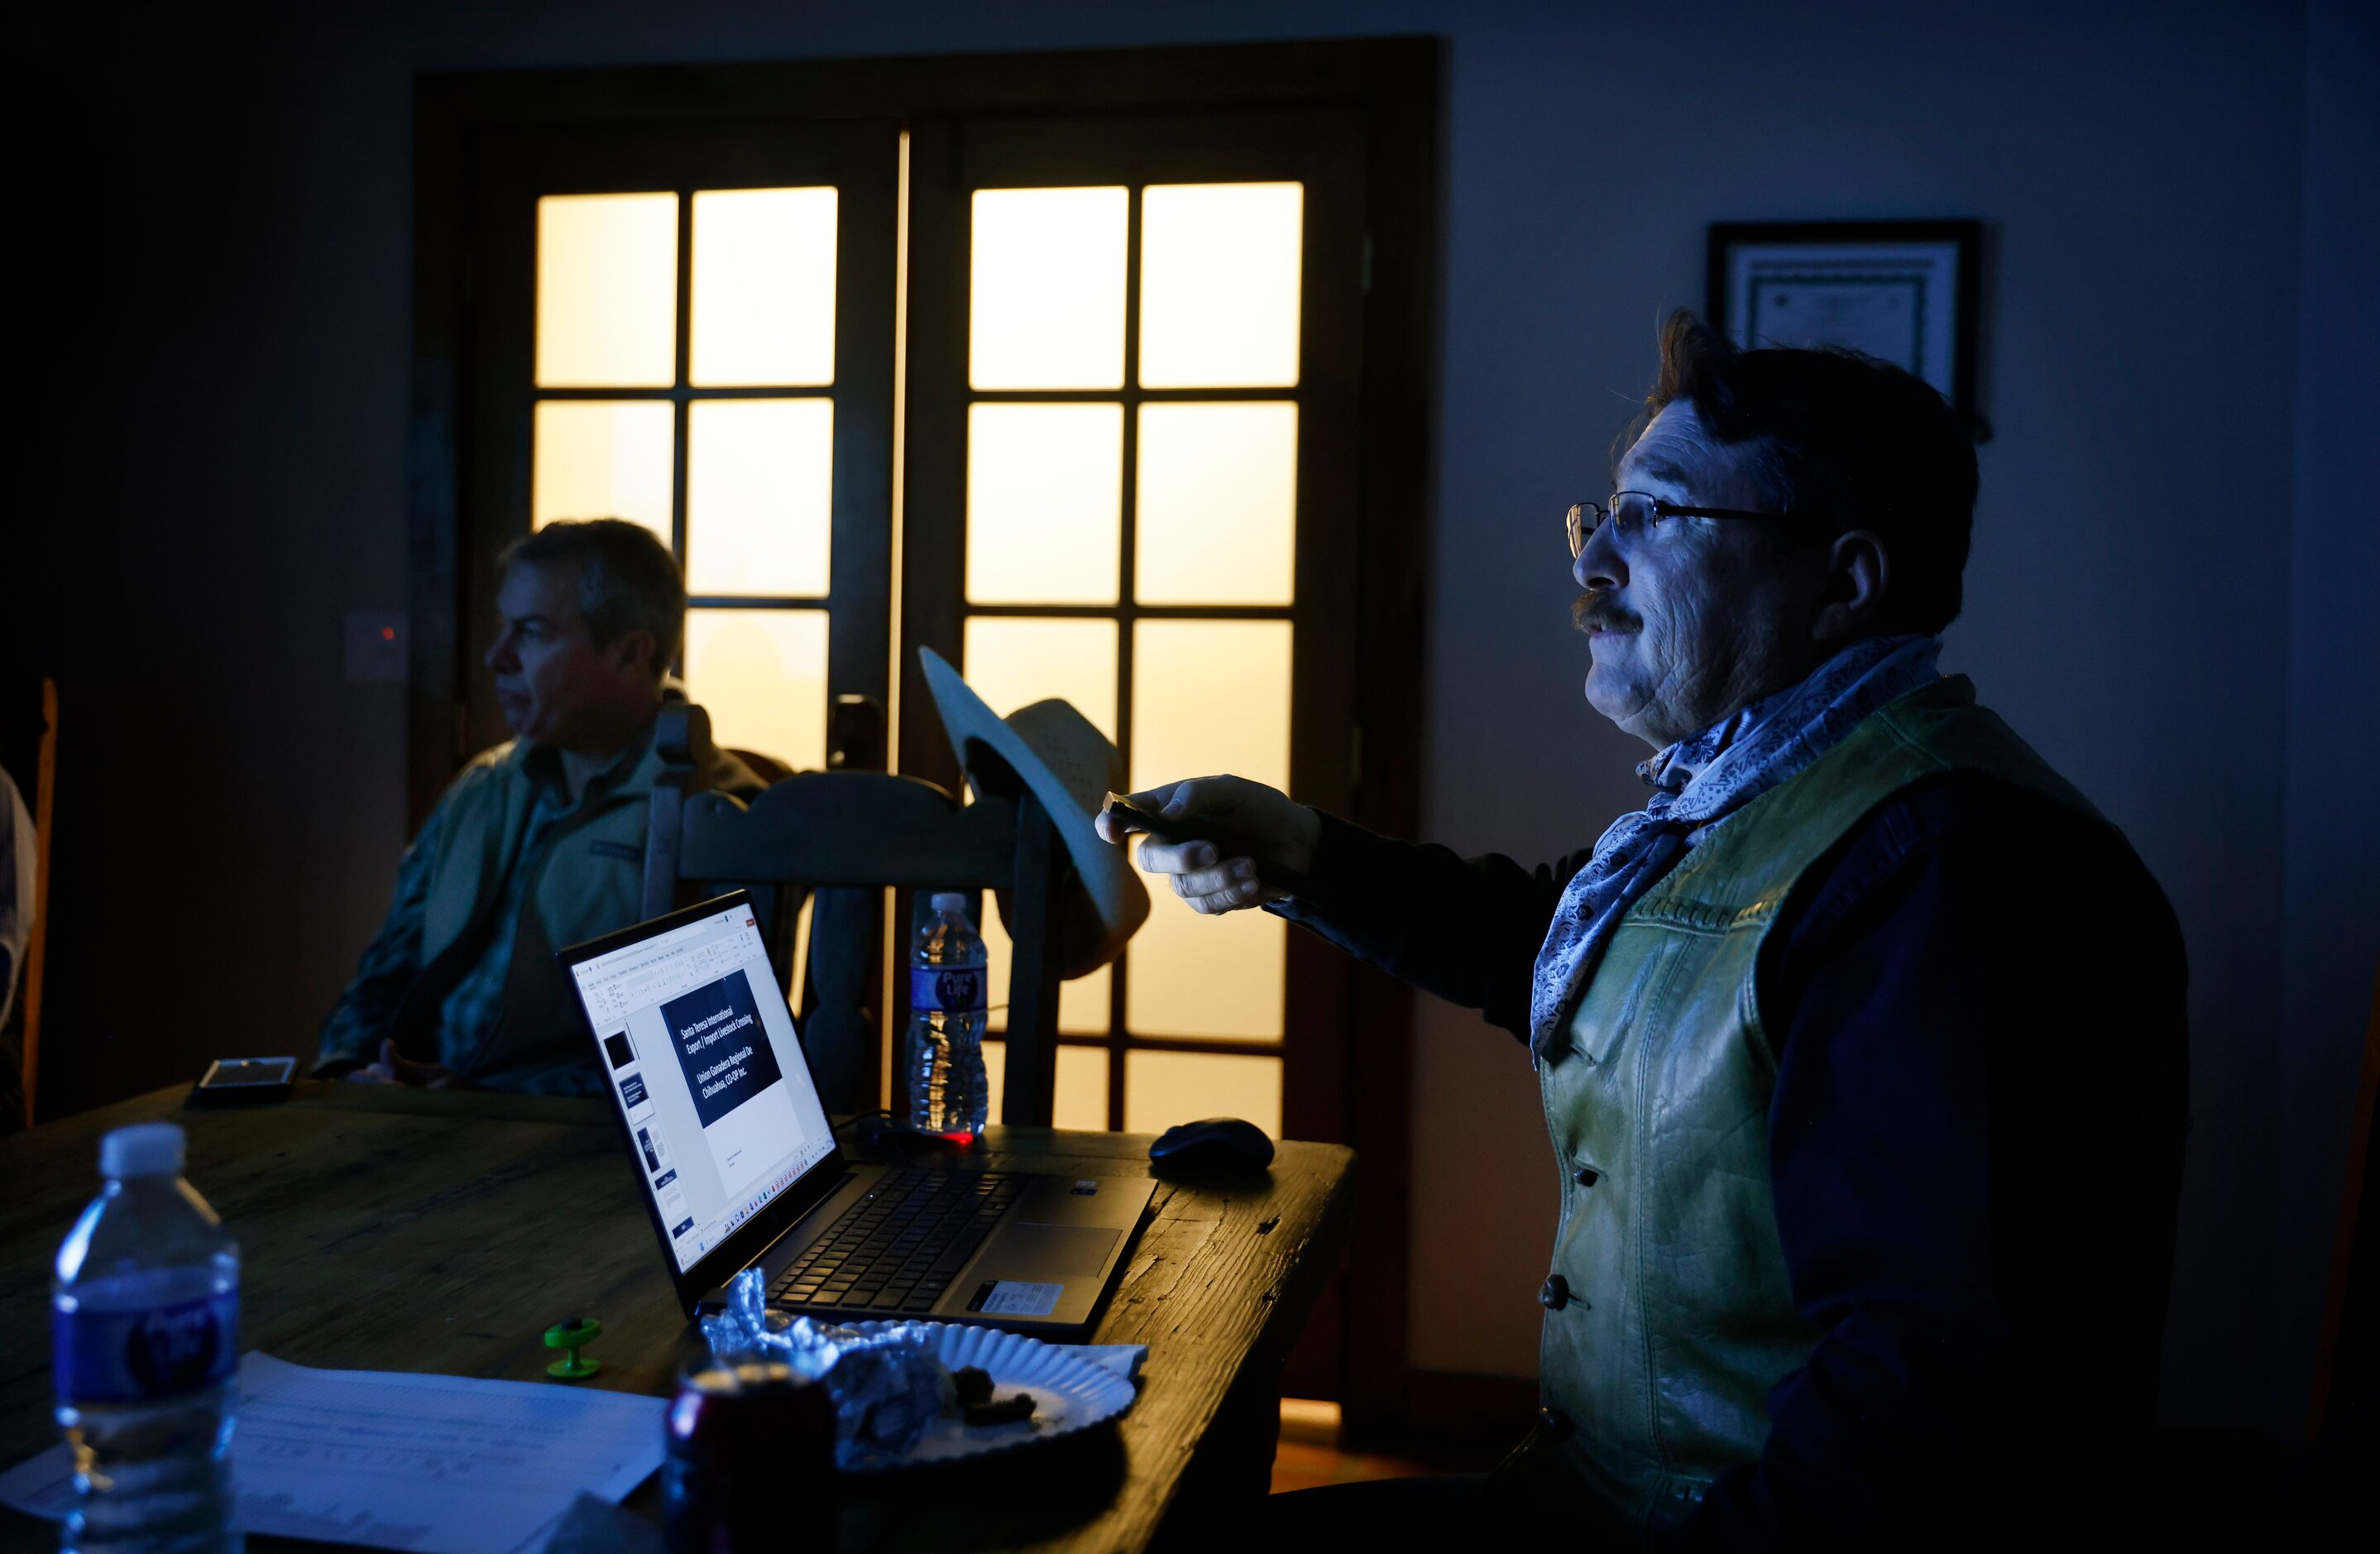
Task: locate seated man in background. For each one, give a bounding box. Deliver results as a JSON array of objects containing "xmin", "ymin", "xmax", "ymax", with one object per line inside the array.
[
  {"xmin": 1109, "ymin": 316, "xmax": 2187, "ymax": 1546},
  {"xmin": 316, "ymin": 519, "xmax": 767, "ymax": 1095}
]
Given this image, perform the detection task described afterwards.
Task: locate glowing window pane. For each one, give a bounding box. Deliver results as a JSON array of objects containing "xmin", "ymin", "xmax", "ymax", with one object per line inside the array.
[
  {"xmin": 1138, "ymin": 183, "xmax": 1302, "ymax": 389},
  {"xmin": 1135, "ymin": 403, "xmax": 1297, "ymax": 606},
  {"xmin": 970, "ymin": 188, "xmax": 1127, "ymax": 391},
  {"xmin": 981, "ymin": 908, "xmax": 1113, "ymax": 1036},
  {"xmin": 965, "ymin": 403, "xmax": 1123, "ymax": 605},
  {"xmin": 683, "ymin": 608, "xmax": 827, "ymax": 771},
  {"xmin": 1129, "ymin": 620, "xmax": 1291, "ymax": 808},
  {"xmin": 961, "ymin": 617, "xmax": 1119, "ymax": 743},
  {"xmin": 1123, "ymin": 1050, "xmax": 1281, "ymax": 1138},
  {"xmin": 691, "ymin": 187, "xmax": 837, "ymax": 387},
  {"xmin": 531, "ymin": 400, "xmax": 674, "ymax": 543},
  {"xmin": 536, "ymin": 193, "xmax": 678, "ymax": 388},
  {"xmin": 984, "ymin": 1040, "xmax": 1110, "ymax": 1132},
  {"xmin": 686, "ymin": 400, "xmax": 833, "ymax": 597},
  {"xmin": 1127, "ymin": 620, "xmax": 1292, "ymax": 1039}
]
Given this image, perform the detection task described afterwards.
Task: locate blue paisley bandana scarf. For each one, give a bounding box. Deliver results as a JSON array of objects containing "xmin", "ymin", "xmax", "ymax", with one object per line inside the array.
[{"xmin": 1527, "ymin": 633, "xmax": 1944, "ymax": 1060}]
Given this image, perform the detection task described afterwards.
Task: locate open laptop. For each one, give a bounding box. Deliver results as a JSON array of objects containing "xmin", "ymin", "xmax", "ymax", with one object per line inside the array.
[{"xmin": 558, "ymin": 891, "xmax": 1153, "ymax": 1337}]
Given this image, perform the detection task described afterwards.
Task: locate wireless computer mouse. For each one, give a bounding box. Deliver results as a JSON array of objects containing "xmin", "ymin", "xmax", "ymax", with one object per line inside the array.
[{"xmin": 1147, "ymin": 1116, "xmax": 1275, "ymax": 1173}]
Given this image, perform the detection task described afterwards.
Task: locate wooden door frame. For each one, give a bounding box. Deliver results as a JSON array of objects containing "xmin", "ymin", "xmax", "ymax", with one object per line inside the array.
[{"xmin": 410, "ymin": 36, "xmax": 1439, "ymax": 1432}]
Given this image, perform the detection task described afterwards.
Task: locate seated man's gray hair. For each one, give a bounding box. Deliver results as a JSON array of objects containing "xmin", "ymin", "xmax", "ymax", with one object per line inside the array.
[{"xmin": 499, "ymin": 519, "xmax": 686, "ymax": 675}]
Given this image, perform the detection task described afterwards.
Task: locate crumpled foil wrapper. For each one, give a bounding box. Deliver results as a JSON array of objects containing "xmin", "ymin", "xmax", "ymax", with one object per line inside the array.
[{"xmin": 700, "ymin": 1269, "xmax": 952, "ymax": 1466}]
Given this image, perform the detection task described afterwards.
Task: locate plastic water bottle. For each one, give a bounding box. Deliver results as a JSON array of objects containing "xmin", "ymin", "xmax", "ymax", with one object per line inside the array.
[
  {"xmin": 52, "ymin": 1122, "xmax": 241, "ymax": 1554},
  {"xmin": 904, "ymin": 892, "xmax": 989, "ymax": 1143}
]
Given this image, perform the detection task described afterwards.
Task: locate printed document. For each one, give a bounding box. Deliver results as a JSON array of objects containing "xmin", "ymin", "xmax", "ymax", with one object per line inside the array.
[{"xmin": 0, "ymin": 1352, "xmax": 664, "ymax": 1554}]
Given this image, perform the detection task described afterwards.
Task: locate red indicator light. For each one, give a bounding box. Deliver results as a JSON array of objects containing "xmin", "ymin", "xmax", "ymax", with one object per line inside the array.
[{"xmin": 380, "ymin": 626, "xmax": 396, "ymax": 640}]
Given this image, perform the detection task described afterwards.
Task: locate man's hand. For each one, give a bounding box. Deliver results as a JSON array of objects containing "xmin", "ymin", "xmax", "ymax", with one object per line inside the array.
[
  {"xmin": 342, "ymin": 1038, "xmax": 454, "ymax": 1088},
  {"xmin": 1094, "ymin": 775, "xmax": 1320, "ymax": 914}
]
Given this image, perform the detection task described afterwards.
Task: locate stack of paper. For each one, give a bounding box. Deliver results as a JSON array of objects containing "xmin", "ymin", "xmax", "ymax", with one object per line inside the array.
[{"xmin": 0, "ymin": 1353, "xmax": 665, "ymax": 1554}]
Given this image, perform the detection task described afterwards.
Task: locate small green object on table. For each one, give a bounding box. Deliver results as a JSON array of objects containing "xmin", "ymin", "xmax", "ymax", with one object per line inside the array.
[{"xmin": 544, "ymin": 1317, "xmax": 601, "ymax": 1380}]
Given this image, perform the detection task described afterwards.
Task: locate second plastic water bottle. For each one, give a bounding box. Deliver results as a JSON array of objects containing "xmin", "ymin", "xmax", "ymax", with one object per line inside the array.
[
  {"xmin": 52, "ymin": 1121, "xmax": 242, "ymax": 1554},
  {"xmin": 904, "ymin": 892, "xmax": 989, "ymax": 1143}
]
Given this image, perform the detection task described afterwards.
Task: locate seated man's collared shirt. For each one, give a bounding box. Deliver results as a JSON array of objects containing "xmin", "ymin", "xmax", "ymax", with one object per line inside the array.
[{"xmin": 318, "ymin": 741, "xmax": 640, "ymax": 1091}]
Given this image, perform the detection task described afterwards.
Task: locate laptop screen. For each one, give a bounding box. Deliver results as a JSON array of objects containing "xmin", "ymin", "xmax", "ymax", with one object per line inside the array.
[{"xmin": 567, "ymin": 900, "xmax": 835, "ymax": 1273}]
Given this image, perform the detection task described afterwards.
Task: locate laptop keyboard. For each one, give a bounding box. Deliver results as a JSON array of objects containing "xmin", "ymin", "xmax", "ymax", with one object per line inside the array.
[{"xmin": 768, "ymin": 1169, "xmax": 1024, "ymax": 1316}]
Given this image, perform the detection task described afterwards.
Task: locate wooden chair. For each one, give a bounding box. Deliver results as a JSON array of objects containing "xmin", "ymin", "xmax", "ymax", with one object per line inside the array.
[
  {"xmin": 2, "ymin": 676, "xmax": 55, "ymax": 1131},
  {"xmin": 639, "ymin": 703, "xmax": 1069, "ymax": 1125}
]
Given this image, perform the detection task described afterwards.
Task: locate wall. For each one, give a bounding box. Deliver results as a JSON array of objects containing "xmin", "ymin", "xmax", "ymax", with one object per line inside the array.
[
  {"xmin": 22, "ymin": 0, "xmax": 2368, "ymax": 1434},
  {"xmin": 2275, "ymin": 0, "xmax": 2380, "ymax": 1435}
]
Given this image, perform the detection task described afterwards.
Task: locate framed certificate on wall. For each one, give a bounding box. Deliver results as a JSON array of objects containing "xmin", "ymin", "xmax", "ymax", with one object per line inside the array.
[{"xmin": 1707, "ymin": 219, "xmax": 1985, "ymax": 435}]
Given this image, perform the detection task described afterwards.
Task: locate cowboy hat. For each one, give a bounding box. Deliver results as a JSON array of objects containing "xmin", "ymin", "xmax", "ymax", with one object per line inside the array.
[{"xmin": 918, "ymin": 648, "xmax": 1148, "ymax": 977}]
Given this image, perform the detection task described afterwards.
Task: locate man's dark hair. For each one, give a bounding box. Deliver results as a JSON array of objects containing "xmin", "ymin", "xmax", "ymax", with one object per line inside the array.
[
  {"xmin": 499, "ymin": 519, "xmax": 686, "ymax": 674},
  {"xmin": 1624, "ymin": 309, "xmax": 1978, "ymax": 635}
]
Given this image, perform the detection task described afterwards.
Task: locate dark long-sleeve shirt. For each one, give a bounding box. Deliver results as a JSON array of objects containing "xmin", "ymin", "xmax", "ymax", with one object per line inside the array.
[{"xmin": 1275, "ymin": 774, "xmax": 2188, "ymax": 1546}]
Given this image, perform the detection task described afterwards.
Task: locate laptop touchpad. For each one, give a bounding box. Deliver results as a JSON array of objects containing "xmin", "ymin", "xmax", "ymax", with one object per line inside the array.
[{"xmin": 977, "ymin": 1223, "xmax": 1119, "ymax": 1278}]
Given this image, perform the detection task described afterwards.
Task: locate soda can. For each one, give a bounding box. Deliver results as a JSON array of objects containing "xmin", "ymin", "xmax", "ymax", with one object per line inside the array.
[{"xmin": 663, "ymin": 1360, "xmax": 837, "ymax": 1553}]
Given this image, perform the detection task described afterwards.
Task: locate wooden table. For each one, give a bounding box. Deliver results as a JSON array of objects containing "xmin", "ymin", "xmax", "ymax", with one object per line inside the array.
[{"xmin": 0, "ymin": 1084, "xmax": 1356, "ymax": 1552}]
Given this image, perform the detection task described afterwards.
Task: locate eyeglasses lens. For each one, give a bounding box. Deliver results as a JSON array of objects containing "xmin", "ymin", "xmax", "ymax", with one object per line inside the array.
[{"xmin": 1611, "ymin": 492, "xmax": 1655, "ymax": 540}]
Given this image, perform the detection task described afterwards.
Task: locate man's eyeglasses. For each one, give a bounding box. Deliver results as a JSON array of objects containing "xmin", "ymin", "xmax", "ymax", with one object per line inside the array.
[{"xmin": 1564, "ymin": 492, "xmax": 1817, "ymax": 559}]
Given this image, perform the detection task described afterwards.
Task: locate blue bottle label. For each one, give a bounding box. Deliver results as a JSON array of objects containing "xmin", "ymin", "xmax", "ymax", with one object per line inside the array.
[
  {"xmin": 54, "ymin": 1292, "xmax": 239, "ymax": 1402},
  {"xmin": 909, "ymin": 964, "xmax": 986, "ymax": 1015}
]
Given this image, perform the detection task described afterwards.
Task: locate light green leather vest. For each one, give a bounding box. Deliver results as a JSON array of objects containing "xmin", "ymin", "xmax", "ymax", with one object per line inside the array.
[{"xmin": 1502, "ymin": 676, "xmax": 2105, "ymax": 1541}]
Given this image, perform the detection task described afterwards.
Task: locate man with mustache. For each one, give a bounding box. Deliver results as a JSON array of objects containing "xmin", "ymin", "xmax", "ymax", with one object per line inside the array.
[
  {"xmin": 1104, "ymin": 314, "xmax": 2186, "ymax": 1546},
  {"xmin": 315, "ymin": 519, "xmax": 768, "ymax": 1094}
]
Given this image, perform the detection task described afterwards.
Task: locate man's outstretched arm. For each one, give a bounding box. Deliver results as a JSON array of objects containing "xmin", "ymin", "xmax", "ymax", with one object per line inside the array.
[{"xmin": 1099, "ymin": 773, "xmax": 1588, "ymax": 1043}]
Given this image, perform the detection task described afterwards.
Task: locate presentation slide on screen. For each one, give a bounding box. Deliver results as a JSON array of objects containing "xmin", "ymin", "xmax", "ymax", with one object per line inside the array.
[
  {"xmin": 576, "ymin": 909, "xmax": 835, "ymax": 1270},
  {"xmin": 658, "ymin": 969, "xmax": 797, "ymax": 1196}
]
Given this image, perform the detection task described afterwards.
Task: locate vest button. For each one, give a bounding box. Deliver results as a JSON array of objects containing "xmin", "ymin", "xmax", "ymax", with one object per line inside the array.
[
  {"xmin": 1539, "ymin": 1274, "xmax": 1571, "ymax": 1311},
  {"xmin": 1573, "ymin": 1163, "xmax": 1602, "ymax": 1187},
  {"xmin": 1537, "ymin": 1405, "xmax": 1574, "ymax": 1439}
]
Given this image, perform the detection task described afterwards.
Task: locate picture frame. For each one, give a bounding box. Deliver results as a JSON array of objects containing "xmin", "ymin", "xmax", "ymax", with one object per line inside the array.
[{"xmin": 1707, "ymin": 219, "xmax": 1985, "ymax": 436}]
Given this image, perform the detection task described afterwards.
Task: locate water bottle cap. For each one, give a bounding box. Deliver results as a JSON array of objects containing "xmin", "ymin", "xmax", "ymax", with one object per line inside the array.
[
  {"xmin": 930, "ymin": 892, "xmax": 967, "ymax": 915},
  {"xmin": 100, "ymin": 1121, "xmax": 186, "ymax": 1178}
]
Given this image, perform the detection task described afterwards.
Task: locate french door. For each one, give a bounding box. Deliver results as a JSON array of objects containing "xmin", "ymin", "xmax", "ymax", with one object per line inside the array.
[
  {"xmin": 454, "ymin": 112, "xmax": 1367, "ymax": 1153},
  {"xmin": 414, "ymin": 41, "xmax": 1436, "ymax": 1420}
]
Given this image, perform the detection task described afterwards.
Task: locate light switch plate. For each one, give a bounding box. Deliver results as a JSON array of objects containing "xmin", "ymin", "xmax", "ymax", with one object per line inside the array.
[{"xmin": 344, "ymin": 611, "xmax": 407, "ymax": 684}]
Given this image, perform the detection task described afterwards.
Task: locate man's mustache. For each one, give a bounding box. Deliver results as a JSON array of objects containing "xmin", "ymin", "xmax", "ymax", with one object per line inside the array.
[{"xmin": 1572, "ymin": 593, "xmax": 1640, "ymax": 635}]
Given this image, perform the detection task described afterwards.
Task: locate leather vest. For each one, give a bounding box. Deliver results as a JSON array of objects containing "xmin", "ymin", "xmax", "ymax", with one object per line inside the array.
[{"xmin": 1501, "ymin": 676, "xmax": 2105, "ymax": 1541}]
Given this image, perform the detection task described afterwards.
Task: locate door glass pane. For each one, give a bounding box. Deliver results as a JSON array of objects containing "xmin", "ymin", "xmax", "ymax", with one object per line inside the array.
[
  {"xmin": 536, "ymin": 193, "xmax": 679, "ymax": 388},
  {"xmin": 961, "ymin": 616, "xmax": 1119, "ymax": 743},
  {"xmin": 1135, "ymin": 402, "xmax": 1297, "ymax": 606},
  {"xmin": 965, "ymin": 403, "xmax": 1123, "ymax": 604},
  {"xmin": 690, "ymin": 187, "xmax": 838, "ymax": 387},
  {"xmin": 1129, "ymin": 621, "xmax": 1291, "ymax": 789},
  {"xmin": 531, "ymin": 400, "xmax": 674, "ymax": 540},
  {"xmin": 686, "ymin": 399, "xmax": 834, "ymax": 597},
  {"xmin": 1123, "ymin": 1050, "xmax": 1281, "ymax": 1138},
  {"xmin": 970, "ymin": 187, "xmax": 1128, "ymax": 391},
  {"xmin": 980, "ymin": 909, "xmax": 1112, "ymax": 1035},
  {"xmin": 1138, "ymin": 183, "xmax": 1303, "ymax": 389},
  {"xmin": 984, "ymin": 1040, "xmax": 1110, "ymax": 1131},
  {"xmin": 683, "ymin": 607, "xmax": 827, "ymax": 770},
  {"xmin": 1127, "ymin": 620, "xmax": 1292, "ymax": 1039}
]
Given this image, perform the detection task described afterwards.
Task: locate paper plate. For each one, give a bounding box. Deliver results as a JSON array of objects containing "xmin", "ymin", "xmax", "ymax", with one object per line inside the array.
[{"xmin": 837, "ymin": 1321, "xmax": 1137, "ymax": 1470}]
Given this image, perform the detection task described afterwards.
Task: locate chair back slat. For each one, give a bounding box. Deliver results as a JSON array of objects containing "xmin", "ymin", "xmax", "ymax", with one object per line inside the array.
[
  {"xmin": 800, "ymin": 885, "xmax": 883, "ymax": 1115},
  {"xmin": 676, "ymin": 774, "xmax": 1021, "ymax": 890}
]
